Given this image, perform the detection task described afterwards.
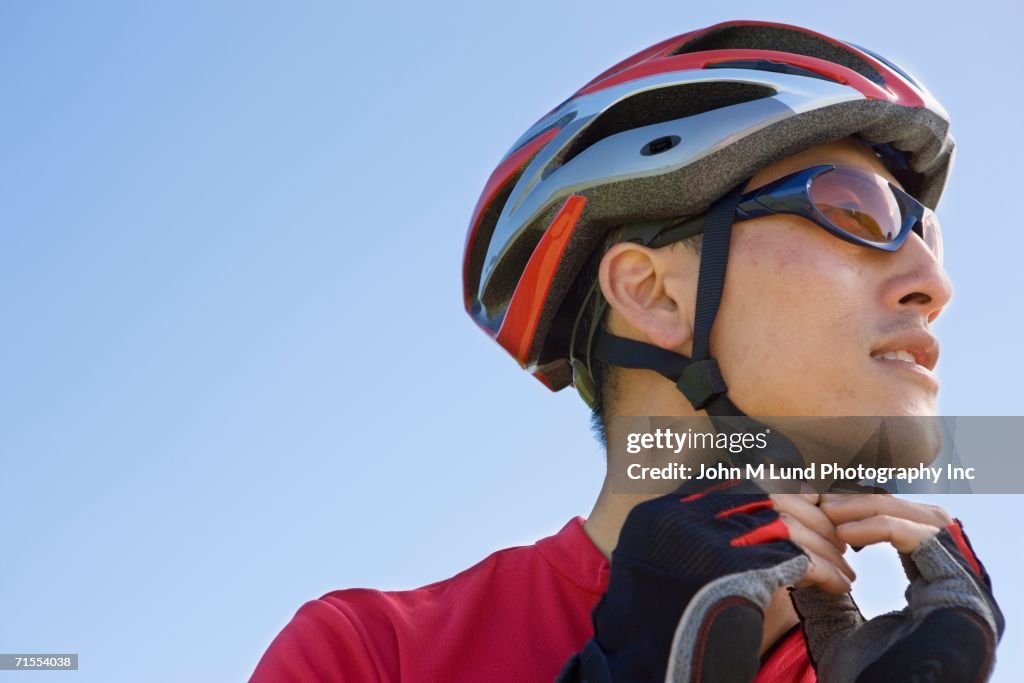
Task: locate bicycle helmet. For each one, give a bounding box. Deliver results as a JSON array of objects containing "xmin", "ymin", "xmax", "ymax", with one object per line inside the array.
[{"xmin": 462, "ymin": 20, "xmax": 953, "ymax": 415}]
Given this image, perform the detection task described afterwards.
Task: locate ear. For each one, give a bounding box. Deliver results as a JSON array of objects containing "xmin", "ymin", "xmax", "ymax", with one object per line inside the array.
[{"xmin": 598, "ymin": 241, "xmax": 694, "ymax": 351}]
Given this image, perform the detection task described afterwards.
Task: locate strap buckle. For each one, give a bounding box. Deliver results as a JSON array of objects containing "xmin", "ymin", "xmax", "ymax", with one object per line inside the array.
[{"xmin": 676, "ymin": 358, "xmax": 727, "ymax": 410}]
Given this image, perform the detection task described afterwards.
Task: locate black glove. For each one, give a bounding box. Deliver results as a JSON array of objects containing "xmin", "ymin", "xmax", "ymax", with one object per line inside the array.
[
  {"xmin": 791, "ymin": 519, "xmax": 1004, "ymax": 683},
  {"xmin": 557, "ymin": 480, "xmax": 809, "ymax": 683}
]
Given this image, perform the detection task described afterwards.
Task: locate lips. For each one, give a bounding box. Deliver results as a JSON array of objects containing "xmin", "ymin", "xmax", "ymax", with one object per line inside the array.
[{"xmin": 870, "ymin": 331, "xmax": 939, "ymax": 372}]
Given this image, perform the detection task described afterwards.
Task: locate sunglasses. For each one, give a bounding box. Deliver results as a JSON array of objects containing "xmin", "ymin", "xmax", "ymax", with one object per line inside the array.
[{"xmin": 644, "ymin": 164, "xmax": 942, "ymax": 261}]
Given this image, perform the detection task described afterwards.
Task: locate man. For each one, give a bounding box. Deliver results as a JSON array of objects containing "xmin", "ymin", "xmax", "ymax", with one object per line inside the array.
[{"xmin": 251, "ymin": 20, "xmax": 1002, "ymax": 682}]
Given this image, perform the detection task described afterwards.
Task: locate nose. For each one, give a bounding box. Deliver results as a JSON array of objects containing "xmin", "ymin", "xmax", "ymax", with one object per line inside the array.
[{"xmin": 882, "ymin": 231, "xmax": 953, "ymax": 324}]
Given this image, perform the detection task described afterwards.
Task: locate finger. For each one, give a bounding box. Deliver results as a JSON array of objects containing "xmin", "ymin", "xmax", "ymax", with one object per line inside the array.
[
  {"xmin": 795, "ymin": 548, "xmax": 853, "ymax": 595},
  {"xmin": 772, "ymin": 494, "xmax": 845, "ymax": 553},
  {"xmin": 820, "ymin": 494, "xmax": 953, "ymax": 529},
  {"xmin": 835, "ymin": 515, "xmax": 941, "ymax": 554},
  {"xmin": 799, "ymin": 482, "xmax": 820, "ymax": 494},
  {"xmin": 798, "ymin": 482, "xmax": 822, "ymax": 503},
  {"xmin": 782, "ymin": 513, "xmax": 856, "ymax": 581}
]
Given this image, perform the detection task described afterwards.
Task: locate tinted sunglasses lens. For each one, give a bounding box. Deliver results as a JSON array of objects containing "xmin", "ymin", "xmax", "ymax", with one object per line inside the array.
[
  {"xmin": 808, "ymin": 167, "xmax": 902, "ymax": 244},
  {"xmin": 922, "ymin": 210, "xmax": 943, "ymax": 262}
]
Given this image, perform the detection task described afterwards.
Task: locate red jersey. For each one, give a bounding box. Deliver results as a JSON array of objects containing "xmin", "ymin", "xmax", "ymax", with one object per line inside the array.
[{"xmin": 250, "ymin": 517, "xmax": 815, "ymax": 682}]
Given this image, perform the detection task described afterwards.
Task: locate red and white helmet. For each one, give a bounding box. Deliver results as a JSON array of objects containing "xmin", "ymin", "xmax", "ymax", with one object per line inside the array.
[{"xmin": 462, "ymin": 20, "xmax": 953, "ymax": 397}]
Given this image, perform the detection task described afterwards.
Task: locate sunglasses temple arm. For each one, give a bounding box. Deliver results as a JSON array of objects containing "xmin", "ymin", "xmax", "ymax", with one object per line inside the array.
[{"xmin": 734, "ymin": 195, "xmax": 772, "ymax": 221}]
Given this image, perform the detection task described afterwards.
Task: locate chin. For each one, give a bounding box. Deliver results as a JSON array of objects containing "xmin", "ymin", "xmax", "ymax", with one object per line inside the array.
[
  {"xmin": 883, "ymin": 415, "xmax": 945, "ymax": 466},
  {"xmin": 873, "ymin": 395, "xmax": 938, "ymax": 418},
  {"xmin": 765, "ymin": 413, "xmax": 945, "ymax": 471},
  {"xmin": 853, "ymin": 398, "xmax": 944, "ymax": 467}
]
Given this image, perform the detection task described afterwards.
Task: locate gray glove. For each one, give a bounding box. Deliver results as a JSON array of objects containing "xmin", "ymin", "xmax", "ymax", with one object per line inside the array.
[{"xmin": 790, "ymin": 521, "xmax": 1003, "ymax": 683}]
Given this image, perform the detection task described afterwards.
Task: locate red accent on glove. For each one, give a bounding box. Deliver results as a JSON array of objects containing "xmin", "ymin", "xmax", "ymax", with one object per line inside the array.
[
  {"xmin": 732, "ymin": 518, "xmax": 790, "ymax": 547},
  {"xmin": 679, "ymin": 479, "xmax": 740, "ymax": 502},
  {"xmin": 717, "ymin": 499, "xmax": 775, "ymax": 518},
  {"xmin": 945, "ymin": 519, "xmax": 983, "ymax": 577}
]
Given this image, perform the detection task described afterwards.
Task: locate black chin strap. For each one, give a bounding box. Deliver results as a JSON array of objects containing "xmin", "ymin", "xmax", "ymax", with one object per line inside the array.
[
  {"xmin": 590, "ymin": 183, "xmax": 745, "ymax": 416},
  {"xmin": 687, "ymin": 183, "xmax": 743, "ymax": 416}
]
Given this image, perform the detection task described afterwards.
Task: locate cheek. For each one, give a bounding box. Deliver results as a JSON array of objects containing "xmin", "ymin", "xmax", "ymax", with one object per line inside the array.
[{"xmin": 712, "ymin": 231, "xmax": 875, "ymax": 413}]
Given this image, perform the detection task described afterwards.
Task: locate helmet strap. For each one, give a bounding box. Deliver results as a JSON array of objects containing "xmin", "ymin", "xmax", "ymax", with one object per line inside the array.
[
  {"xmin": 685, "ymin": 182, "xmax": 745, "ymax": 416},
  {"xmin": 573, "ymin": 182, "xmax": 747, "ymax": 415}
]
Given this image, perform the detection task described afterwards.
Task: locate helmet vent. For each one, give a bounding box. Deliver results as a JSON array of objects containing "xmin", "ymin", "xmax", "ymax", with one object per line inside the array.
[
  {"xmin": 705, "ymin": 59, "xmax": 837, "ymax": 83},
  {"xmin": 671, "ymin": 25, "xmax": 886, "ymax": 85},
  {"xmin": 641, "ymin": 135, "xmax": 681, "ymax": 156},
  {"xmin": 553, "ymin": 81, "xmax": 774, "ymax": 173},
  {"xmin": 467, "ymin": 161, "xmax": 533, "ymax": 319}
]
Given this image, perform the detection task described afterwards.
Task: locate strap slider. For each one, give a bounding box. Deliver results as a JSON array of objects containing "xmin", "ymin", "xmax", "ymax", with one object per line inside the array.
[{"xmin": 677, "ymin": 358, "xmax": 728, "ymax": 410}]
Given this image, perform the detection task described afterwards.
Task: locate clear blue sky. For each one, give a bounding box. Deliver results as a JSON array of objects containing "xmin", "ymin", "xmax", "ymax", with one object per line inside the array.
[{"xmin": 1, "ymin": 1, "xmax": 1021, "ymax": 681}]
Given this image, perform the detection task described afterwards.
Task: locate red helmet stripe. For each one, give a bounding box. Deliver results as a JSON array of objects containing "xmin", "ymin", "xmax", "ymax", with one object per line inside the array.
[
  {"xmin": 495, "ymin": 194, "xmax": 588, "ymax": 364},
  {"xmin": 575, "ymin": 32, "xmax": 697, "ymax": 94},
  {"xmin": 578, "ymin": 48, "xmax": 913, "ymax": 104},
  {"xmin": 463, "ymin": 127, "xmax": 561, "ymax": 310}
]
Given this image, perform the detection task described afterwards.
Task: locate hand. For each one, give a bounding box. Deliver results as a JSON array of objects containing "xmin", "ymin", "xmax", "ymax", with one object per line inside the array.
[
  {"xmin": 771, "ymin": 491, "xmax": 854, "ymax": 594},
  {"xmin": 557, "ymin": 480, "xmax": 809, "ymax": 683},
  {"xmin": 791, "ymin": 496, "xmax": 1004, "ymax": 683},
  {"xmin": 818, "ymin": 492, "xmax": 952, "ymax": 553}
]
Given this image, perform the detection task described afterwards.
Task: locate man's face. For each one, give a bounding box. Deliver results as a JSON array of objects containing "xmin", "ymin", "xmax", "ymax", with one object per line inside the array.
[{"xmin": 710, "ymin": 139, "xmax": 952, "ymax": 417}]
